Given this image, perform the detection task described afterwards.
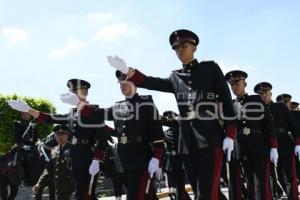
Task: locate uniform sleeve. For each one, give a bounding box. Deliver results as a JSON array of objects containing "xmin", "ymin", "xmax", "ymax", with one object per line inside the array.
[
  {"xmin": 263, "ymin": 100, "xmax": 277, "ymax": 148},
  {"xmin": 81, "ymin": 105, "xmax": 114, "ymax": 121},
  {"xmin": 290, "ymin": 111, "xmax": 300, "ymax": 145},
  {"xmin": 145, "ymin": 97, "xmax": 165, "ymax": 160},
  {"xmin": 36, "ymin": 168, "xmax": 50, "ymax": 188},
  {"xmin": 13, "ymin": 122, "xmax": 22, "ymax": 145},
  {"xmin": 213, "ymin": 63, "xmax": 237, "ymax": 139},
  {"xmin": 36, "ymin": 112, "xmax": 69, "ymax": 124},
  {"xmin": 92, "ymin": 127, "xmax": 113, "ymax": 162},
  {"xmin": 128, "ymin": 69, "xmax": 174, "ymax": 93}
]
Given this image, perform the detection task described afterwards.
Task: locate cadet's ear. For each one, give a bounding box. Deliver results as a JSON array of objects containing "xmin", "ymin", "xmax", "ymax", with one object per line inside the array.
[
  {"xmin": 244, "ymin": 82, "xmax": 247, "ymax": 87},
  {"xmin": 193, "ymin": 46, "xmax": 197, "ymax": 52}
]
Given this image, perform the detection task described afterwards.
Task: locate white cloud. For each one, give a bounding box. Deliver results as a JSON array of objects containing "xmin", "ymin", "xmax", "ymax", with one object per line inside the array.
[
  {"xmin": 87, "ymin": 12, "xmax": 114, "ymax": 22},
  {"xmin": 49, "ymin": 37, "xmax": 87, "ymax": 60},
  {"xmin": 1, "ymin": 27, "xmax": 29, "ymax": 47},
  {"xmin": 92, "ymin": 23, "xmax": 142, "ymax": 42}
]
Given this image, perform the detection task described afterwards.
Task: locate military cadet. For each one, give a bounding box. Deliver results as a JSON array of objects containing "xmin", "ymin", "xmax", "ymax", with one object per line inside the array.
[
  {"xmin": 75, "ymin": 70, "xmax": 165, "ymax": 200},
  {"xmin": 254, "ymin": 83, "xmax": 300, "ymax": 199},
  {"xmin": 161, "ymin": 110, "xmax": 191, "ymax": 200},
  {"xmin": 106, "ymin": 29, "xmax": 237, "ymax": 200},
  {"xmin": 277, "ymin": 94, "xmax": 300, "ymax": 189},
  {"xmin": 33, "ymin": 125, "xmax": 75, "ymax": 200},
  {"xmin": 224, "ymin": 71, "xmax": 278, "ymax": 200},
  {"xmin": 12, "ymin": 112, "xmax": 39, "ymax": 186},
  {"xmin": 8, "ymin": 79, "xmax": 109, "ymax": 200}
]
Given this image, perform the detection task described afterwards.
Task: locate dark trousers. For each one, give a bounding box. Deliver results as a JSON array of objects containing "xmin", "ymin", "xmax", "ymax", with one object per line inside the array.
[
  {"xmin": 123, "ymin": 169, "xmax": 157, "ymax": 200},
  {"xmin": 165, "ymin": 155, "xmax": 191, "ymax": 200},
  {"xmin": 72, "ymin": 168, "xmax": 98, "ymax": 200},
  {"xmin": 229, "ymin": 135, "xmax": 272, "ymax": 200},
  {"xmin": 183, "ymin": 146, "xmax": 223, "ymax": 200},
  {"xmin": 276, "ymin": 153, "xmax": 299, "ymax": 200}
]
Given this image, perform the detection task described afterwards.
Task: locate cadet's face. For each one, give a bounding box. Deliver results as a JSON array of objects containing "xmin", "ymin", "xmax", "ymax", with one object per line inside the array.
[
  {"xmin": 260, "ymin": 90, "xmax": 272, "ymax": 103},
  {"xmin": 230, "ymin": 78, "xmax": 246, "ymax": 97},
  {"xmin": 174, "ymin": 42, "xmax": 196, "ymax": 64},
  {"xmin": 120, "ymin": 81, "xmax": 136, "ymax": 96},
  {"xmin": 74, "ymin": 88, "xmax": 88, "ymax": 101},
  {"xmin": 55, "ymin": 133, "xmax": 68, "ymax": 145}
]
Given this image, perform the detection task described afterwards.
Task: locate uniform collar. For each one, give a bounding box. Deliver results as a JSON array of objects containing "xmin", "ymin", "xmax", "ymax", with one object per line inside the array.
[
  {"xmin": 237, "ymin": 93, "xmax": 248, "ymax": 102},
  {"xmin": 125, "ymin": 93, "xmax": 139, "ymax": 102},
  {"xmin": 182, "ymin": 59, "xmax": 199, "ymax": 70}
]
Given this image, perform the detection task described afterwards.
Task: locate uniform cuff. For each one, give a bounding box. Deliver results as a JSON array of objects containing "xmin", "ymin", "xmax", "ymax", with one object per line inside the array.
[
  {"xmin": 36, "ymin": 112, "xmax": 48, "ymax": 124},
  {"xmin": 152, "ymin": 143, "xmax": 163, "ymax": 160},
  {"xmin": 127, "ymin": 69, "xmax": 145, "ymax": 86},
  {"xmin": 226, "ymin": 124, "xmax": 237, "ymax": 139},
  {"xmin": 93, "ymin": 149, "xmax": 106, "ymax": 161},
  {"xmin": 270, "ymin": 138, "xmax": 278, "ymax": 148},
  {"xmin": 80, "ymin": 105, "xmax": 93, "ymax": 117}
]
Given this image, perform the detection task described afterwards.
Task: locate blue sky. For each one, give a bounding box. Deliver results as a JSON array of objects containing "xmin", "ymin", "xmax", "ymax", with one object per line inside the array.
[{"xmin": 1, "ymin": 0, "xmax": 299, "ymax": 114}]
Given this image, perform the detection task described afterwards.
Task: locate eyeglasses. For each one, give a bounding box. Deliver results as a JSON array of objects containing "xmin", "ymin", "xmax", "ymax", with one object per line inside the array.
[{"xmin": 229, "ymin": 79, "xmax": 244, "ymax": 86}]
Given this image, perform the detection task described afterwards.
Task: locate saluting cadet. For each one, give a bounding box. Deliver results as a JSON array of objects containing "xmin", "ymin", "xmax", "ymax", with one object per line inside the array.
[
  {"xmin": 76, "ymin": 70, "xmax": 164, "ymax": 200},
  {"xmin": 225, "ymin": 71, "xmax": 278, "ymax": 200},
  {"xmin": 254, "ymin": 83, "xmax": 300, "ymax": 199},
  {"xmin": 8, "ymin": 79, "xmax": 110, "ymax": 200},
  {"xmin": 107, "ymin": 29, "xmax": 237, "ymax": 200}
]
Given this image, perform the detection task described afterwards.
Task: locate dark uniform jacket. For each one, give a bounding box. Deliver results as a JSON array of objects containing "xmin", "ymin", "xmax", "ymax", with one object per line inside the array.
[
  {"xmin": 37, "ymin": 142, "xmax": 75, "ymax": 195},
  {"xmin": 267, "ymin": 102, "xmax": 298, "ymax": 155},
  {"xmin": 233, "ymin": 94, "xmax": 276, "ymax": 157},
  {"xmin": 13, "ymin": 120, "xmax": 38, "ymax": 147},
  {"xmin": 86, "ymin": 93, "xmax": 164, "ymax": 170},
  {"xmin": 128, "ymin": 59, "xmax": 237, "ymax": 153},
  {"xmin": 36, "ymin": 105, "xmax": 108, "ymax": 169},
  {"xmin": 290, "ymin": 111, "xmax": 300, "ymax": 146}
]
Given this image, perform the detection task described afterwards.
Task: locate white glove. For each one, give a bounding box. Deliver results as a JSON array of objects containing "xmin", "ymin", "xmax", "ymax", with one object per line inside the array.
[
  {"xmin": 223, "ymin": 137, "xmax": 234, "ymax": 162},
  {"xmin": 8, "ymin": 100, "xmax": 30, "ymax": 112},
  {"xmin": 107, "ymin": 55, "xmax": 129, "ymax": 74},
  {"xmin": 89, "ymin": 160, "xmax": 100, "ymax": 176},
  {"xmin": 59, "ymin": 92, "xmax": 80, "ymax": 106},
  {"xmin": 155, "ymin": 168, "xmax": 163, "ymax": 181},
  {"xmin": 270, "ymin": 148, "xmax": 279, "ymax": 166},
  {"xmin": 148, "ymin": 157, "xmax": 159, "ymax": 178},
  {"xmin": 295, "ymin": 145, "xmax": 300, "ymax": 160}
]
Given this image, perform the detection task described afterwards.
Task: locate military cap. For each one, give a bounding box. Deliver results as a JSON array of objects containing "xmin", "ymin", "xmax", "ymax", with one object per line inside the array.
[
  {"xmin": 224, "ymin": 70, "xmax": 248, "ymax": 83},
  {"xmin": 115, "ymin": 70, "xmax": 127, "ymax": 81},
  {"xmin": 163, "ymin": 110, "xmax": 178, "ymax": 118},
  {"xmin": 276, "ymin": 94, "xmax": 292, "ymax": 102},
  {"xmin": 291, "ymin": 101, "xmax": 299, "ymax": 109},
  {"xmin": 254, "ymin": 82, "xmax": 272, "ymax": 94},
  {"xmin": 169, "ymin": 29, "xmax": 199, "ymax": 49},
  {"xmin": 67, "ymin": 79, "xmax": 91, "ymax": 90},
  {"xmin": 53, "ymin": 124, "xmax": 70, "ymax": 135}
]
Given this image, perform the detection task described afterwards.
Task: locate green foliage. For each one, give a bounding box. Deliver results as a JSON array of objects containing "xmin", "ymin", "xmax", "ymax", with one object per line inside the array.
[{"xmin": 0, "ymin": 94, "xmax": 56, "ymax": 154}]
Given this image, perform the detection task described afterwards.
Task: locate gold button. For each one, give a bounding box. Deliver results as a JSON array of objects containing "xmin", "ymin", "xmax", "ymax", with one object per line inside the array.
[
  {"xmin": 188, "ymin": 81, "xmax": 192, "ymax": 84},
  {"xmin": 187, "ymin": 69, "xmax": 191, "ymax": 73}
]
